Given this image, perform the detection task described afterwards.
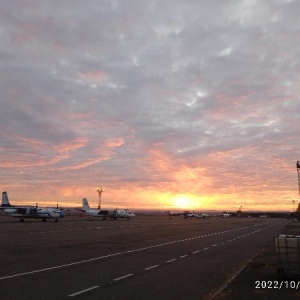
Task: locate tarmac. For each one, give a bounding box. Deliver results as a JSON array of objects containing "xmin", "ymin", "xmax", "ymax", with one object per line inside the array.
[
  {"xmin": 214, "ymin": 221, "xmax": 300, "ymax": 299},
  {"xmin": 0, "ymin": 213, "xmax": 297, "ymax": 299}
]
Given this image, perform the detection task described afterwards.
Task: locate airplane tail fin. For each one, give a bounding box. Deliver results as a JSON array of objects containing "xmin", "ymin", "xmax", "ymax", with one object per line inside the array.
[
  {"xmin": 82, "ymin": 198, "xmax": 90, "ymax": 211},
  {"xmin": 2, "ymin": 191, "xmax": 11, "ymax": 207}
]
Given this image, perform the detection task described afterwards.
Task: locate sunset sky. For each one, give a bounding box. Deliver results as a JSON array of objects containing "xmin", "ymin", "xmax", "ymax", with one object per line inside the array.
[{"xmin": 1, "ymin": 1, "xmax": 300, "ymax": 212}]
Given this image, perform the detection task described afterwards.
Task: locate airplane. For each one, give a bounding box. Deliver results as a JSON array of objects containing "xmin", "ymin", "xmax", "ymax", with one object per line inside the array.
[
  {"xmin": 195, "ymin": 212, "xmax": 210, "ymax": 218},
  {"xmin": 81, "ymin": 198, "xmax": 135, "ymax": 220},
  {"xmin": 0, "ymin": 191, "xmax": 65, "ymax": 222},
  {"xmin": 183, "ymin": 211, "xmax": 210, "ymax": 219},
  {"xmin": 166, "ymin": 211, "xmax": 184, "ymax": 218},
  {"xmin": 183, "ymin": 211, "xmax": 197, "ymax": 218},
  {"xmin": 220, "ymin": 212, "xmax": 232, "ymax": 218}
]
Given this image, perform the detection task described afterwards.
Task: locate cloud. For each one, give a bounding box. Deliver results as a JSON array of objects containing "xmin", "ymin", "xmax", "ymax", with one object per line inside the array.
[{"xmin": 0, "ymin": 0, "xmax": 299, "ymax": 211}]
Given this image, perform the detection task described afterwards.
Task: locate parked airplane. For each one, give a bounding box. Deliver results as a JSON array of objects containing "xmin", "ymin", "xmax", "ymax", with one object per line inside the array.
[
  {"xmin": 0, "ymin": 191, "xmax": 65, "ymax": 222},
  {"xmin": 81, "ymin": 198, "xmax": 135, "ymax": 220},
  {"xmin": 183, "ymin": 211, "xmax": 197, "ymax": 218},
  {"xmin": 195, "ymin": 212, "xmax": 210, "ymax": 218},
  {"xmin": 220, "ymin": 212, "xmax": 232, "ymax": 218},
  {"xmin": 167, "ymin": 211, "xmax": 183, "ymax": 218},
  {"xmin": 183, "ymin": 211, "xmax": 210, "ymax": 219}
]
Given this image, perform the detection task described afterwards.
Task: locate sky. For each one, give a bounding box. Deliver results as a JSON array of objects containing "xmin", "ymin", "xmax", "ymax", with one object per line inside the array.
[{"xmin": 1, "ymin": 0, "xmax": 300, "ymax": 212}]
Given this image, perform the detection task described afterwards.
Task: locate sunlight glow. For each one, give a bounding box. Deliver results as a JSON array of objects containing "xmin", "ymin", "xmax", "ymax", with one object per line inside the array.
[{"xmin": 173, "ymin": 195, "xmax": 191, "ymax": 209}]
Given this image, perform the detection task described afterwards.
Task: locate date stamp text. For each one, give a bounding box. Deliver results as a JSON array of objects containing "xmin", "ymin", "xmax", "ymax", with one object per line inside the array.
[{"xmin": 255, "ymin": 280, "xmax": 300, "ymax": 289}]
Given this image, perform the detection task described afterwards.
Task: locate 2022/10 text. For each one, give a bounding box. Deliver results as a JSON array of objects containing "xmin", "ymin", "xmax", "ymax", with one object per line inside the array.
[{"xmin": 255, "ymin": 281, "xmax": 300, "ymax": 289}]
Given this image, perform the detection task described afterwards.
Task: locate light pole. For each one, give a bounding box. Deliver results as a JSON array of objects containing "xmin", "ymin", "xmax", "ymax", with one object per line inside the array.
[{"xmin": 97, "ymin": 187, "xmax": 103, "ymax": 210}]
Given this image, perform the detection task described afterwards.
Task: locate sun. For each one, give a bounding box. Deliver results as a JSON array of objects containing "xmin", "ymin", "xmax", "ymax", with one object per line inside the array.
[{"xmin": 173, "ymin": 194, "xmax": 191, "ymax": 209}]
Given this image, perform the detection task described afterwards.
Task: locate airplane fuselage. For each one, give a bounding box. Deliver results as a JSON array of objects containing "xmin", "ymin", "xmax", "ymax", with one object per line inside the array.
[
  {"xmin": 1, "ymin": 206, "xmax": 64, "ymax": 221},
  {"xmin": 81, "ymin": 198, "xmax": 135, "ymax": 220},
  {"xmin": 1, "ymin": 191, "xmax": 65, "ymax": 222},
  {"xmin": 85, "ymin": 209, "xmax": 135, "ymax": 220},
  {"xmin": 221, "ymin": 213, "xmax": 231, "ymax": 218}
]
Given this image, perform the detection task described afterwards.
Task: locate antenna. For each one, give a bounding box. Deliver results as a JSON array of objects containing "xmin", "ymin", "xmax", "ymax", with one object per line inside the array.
[{"xmin": 97, "ymin": 187, "xmax": 103, "ymax": 210}]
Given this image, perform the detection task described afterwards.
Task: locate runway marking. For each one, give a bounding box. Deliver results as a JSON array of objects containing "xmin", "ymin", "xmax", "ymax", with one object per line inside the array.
[
  {"xmin": 145, "ymin": 265, "xmax": 159, "ymax": 271},
  {"xmin": 24, "ymin": 221, "xmax": 279, "ymax": 237},
  {"xmin": 180, "ymin": 255, "xmax": 188, "ymax": 258},
  {"xmin": 113, "ymin": 274, "xmax": 133, "ymax": 282},
  {"xmin": 166, "ymin": 259, "xmax": 176, "ymax": 263},
  {"xmin": 0, "ymin": 221, "xmax": 285, "ymax": 281},
  {"xmin": 193, "ymin": 250, "xmax": 200, "ymax": 254},
  {"xmin": 68, "ymin": 286, "xmax": 99, "ymax": 297},
  {"xmin": 0, "ymin": 252, "xmax": 125, "ymax": 281}
]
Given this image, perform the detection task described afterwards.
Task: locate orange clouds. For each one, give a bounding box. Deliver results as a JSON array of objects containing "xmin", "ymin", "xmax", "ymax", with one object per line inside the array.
[
  {"xmin": 56, "ymin": 138, "xmax": 124, "ymax": 171},
  {"xmin": 105, "ymin": 138, "xmax": 124, "ymax": 148},
  {"xmin": 0, "ymin": 135, "xmax": 88, "ymax": 168},
  {"xmin": 148, "ymin": 145, "xmax": 212, "ymax": 193}
]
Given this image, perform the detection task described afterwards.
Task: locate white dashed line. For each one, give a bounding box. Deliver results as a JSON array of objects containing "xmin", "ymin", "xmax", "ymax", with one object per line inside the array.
[
  {"xmin": 3, "ymin": 220, "xmax": 285, "ymax": 283},
  {"xmin": 166, "ymin": 259, "xmax": 176, "ymax": 263},
  {"xmin": 180, "ymin": 255, "xmax": 188, "ymax": 258},
  {"xmin": 145, "ymin": 265, "xmax": 159, "ymax": 271},
  {"xmin": 113, "ymin": 274, "xmax": 133, "ymax": 282},
  {"xmin": 68, "ymin": 286, "xmax": 99, "ymax": 297}
]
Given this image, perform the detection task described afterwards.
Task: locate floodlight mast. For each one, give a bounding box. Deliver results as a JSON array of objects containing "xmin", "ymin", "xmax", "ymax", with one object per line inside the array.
[
  {"xmin": 97, "ymin": 187, "xmax": 103, "ymax": 210},
  {"xmin": 297, "ymin": 161, "xmax": 300, "ymax": 197}
]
